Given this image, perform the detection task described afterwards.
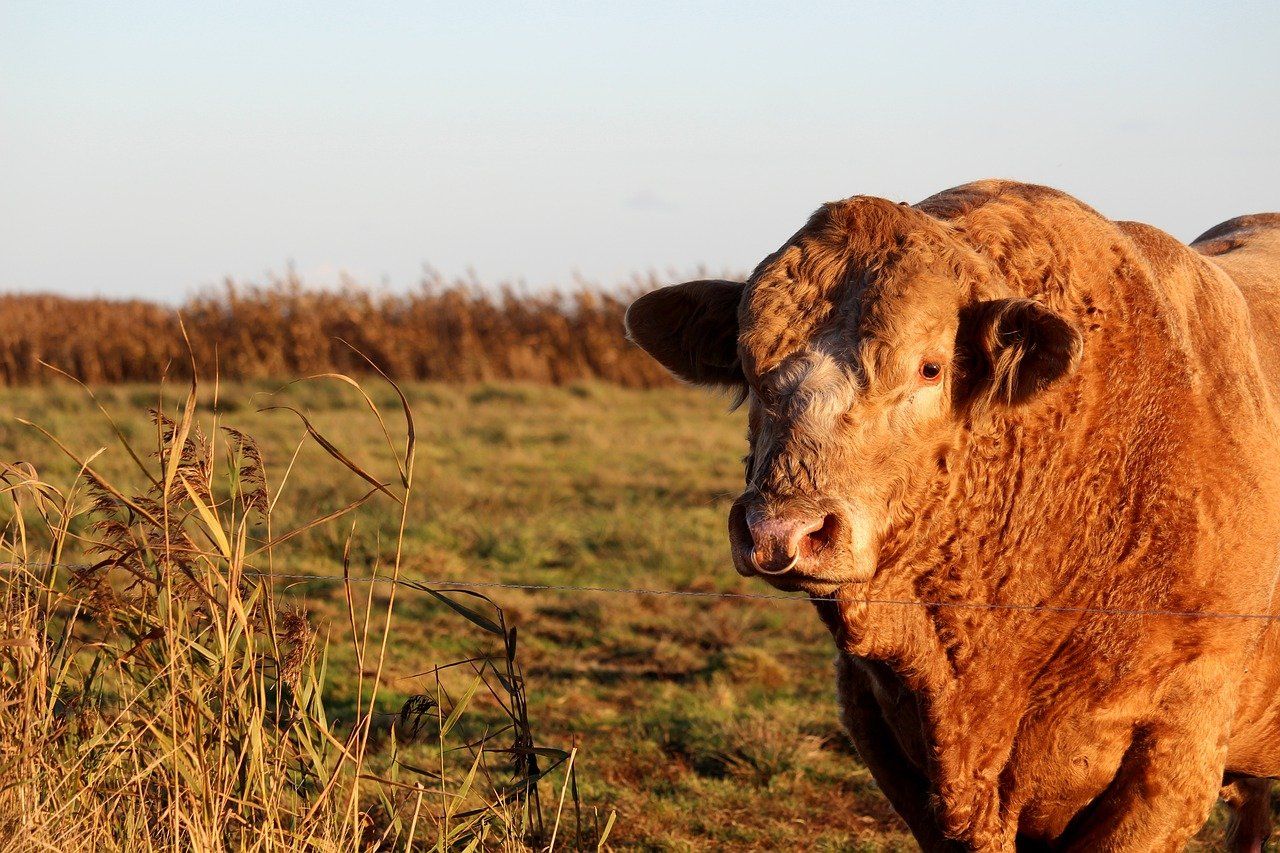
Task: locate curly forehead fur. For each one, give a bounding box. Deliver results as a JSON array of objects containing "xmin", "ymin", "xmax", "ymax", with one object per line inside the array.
[{"xmin": 737, "ymin": 181, "xmax": 1112, "ymax": 381}]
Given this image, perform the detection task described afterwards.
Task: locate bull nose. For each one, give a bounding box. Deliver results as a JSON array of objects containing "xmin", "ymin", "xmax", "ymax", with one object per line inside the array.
[{"xmin": 744, "ymin": 513, "xmax": 832, "ymax": 575}]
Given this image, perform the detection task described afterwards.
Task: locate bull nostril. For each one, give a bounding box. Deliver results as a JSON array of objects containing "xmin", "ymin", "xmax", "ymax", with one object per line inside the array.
[
  {"xmin": 802, "ymin": 513, "xmax": 840, "ymax": 557},
  {"xmin": 728, "ymin": 504, "xmax": 752, "ymax": 549},
  {"xmin": 728, "ymin": 503, "xmax": 760, "ymax": 575}
]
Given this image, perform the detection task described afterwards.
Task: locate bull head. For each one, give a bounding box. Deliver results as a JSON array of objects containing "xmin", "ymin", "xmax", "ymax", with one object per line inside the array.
[{"xmin": 625, "ymin": 197, "xmax": 1082, "ymax": 593}]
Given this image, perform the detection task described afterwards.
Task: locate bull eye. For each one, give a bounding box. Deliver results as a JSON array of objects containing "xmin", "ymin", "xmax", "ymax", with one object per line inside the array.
[{"xmin": 919, "ymin": 360, "xmax": 943, "ymax": 383}]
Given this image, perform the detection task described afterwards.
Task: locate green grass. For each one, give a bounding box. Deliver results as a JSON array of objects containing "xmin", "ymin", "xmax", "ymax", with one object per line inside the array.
[{"xmin": 0, "ymin": 380, "xmax": 1247, "ymax": 849}]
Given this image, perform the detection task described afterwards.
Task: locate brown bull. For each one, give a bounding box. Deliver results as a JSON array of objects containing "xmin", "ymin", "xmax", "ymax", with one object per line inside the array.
[{"xmin": 625, "ymin": 181, "xmax": 1280, "ymax": 851}]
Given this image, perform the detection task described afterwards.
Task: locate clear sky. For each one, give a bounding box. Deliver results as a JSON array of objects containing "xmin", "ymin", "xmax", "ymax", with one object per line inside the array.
[{"xmin": 3, "ymin": 2, "xmax": 1278, "ymax": 301}]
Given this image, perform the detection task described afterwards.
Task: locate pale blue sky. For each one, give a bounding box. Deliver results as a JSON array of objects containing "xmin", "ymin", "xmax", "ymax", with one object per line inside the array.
[{"xmin": 3, "ymin": 2, "xmax": 1278, "ymax": 300}]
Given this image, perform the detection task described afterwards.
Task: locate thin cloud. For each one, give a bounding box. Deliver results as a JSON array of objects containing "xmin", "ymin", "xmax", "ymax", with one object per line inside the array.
[{"xmin": 625, "ymin": 190, "xmax": 677, "ymax": 212}]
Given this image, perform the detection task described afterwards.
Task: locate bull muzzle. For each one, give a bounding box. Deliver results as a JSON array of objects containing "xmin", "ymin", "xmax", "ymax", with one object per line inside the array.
[{"xmin": 729, "ymin": 498, "xmax": 841, "ymax": 578}]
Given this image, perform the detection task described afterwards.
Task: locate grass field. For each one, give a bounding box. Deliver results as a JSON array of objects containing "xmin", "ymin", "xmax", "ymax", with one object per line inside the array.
[{"xmin": 0, "ymin": 380, "xmax": 1244, "ymax": 850}]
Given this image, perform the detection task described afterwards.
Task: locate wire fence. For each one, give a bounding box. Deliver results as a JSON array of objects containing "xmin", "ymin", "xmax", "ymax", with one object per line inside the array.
[{"xmin": 7, "ymin": 561, "xmax": 1280, "ymax": 623}]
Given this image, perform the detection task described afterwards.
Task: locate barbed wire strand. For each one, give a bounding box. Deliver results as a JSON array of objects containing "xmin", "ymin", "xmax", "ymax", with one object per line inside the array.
[{"xmin": 5, "ymin": 561, "xmax": 1280, "ymax": 622}]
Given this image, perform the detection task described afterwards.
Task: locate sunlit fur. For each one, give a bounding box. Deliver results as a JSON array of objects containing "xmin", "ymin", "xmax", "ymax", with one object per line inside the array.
[{"xmin": 627, "ymin": 180, "xmax": 1280, "ymax": 850}]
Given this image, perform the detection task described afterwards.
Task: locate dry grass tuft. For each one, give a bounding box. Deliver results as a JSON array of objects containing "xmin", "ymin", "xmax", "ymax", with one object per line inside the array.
[
  {"xmin": 720, "ymin": 710, "xmax": 822, "ymax": 788},
  {"xmin": 0, "ymin": 366, "xmax": 604, "ymax": 850}
]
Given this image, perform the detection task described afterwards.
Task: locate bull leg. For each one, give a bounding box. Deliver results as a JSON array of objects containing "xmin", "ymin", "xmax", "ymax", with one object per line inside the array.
[
  {"xmin": 1058, "ymin": 706, "xmax": 1230, "ymax": 852},
  {"xmin": 1223, "ymin": 778, "xmax": 1273, "ymax": 853},
  {"xmin": 836, "ymin": 655, "xmax": 964, "ymax": 851}
]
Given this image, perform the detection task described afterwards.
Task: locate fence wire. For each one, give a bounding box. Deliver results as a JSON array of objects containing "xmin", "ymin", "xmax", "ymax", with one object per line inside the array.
[{"xmin": 5, "ymin": 561, "xmax": 1280, "ymax": 622}]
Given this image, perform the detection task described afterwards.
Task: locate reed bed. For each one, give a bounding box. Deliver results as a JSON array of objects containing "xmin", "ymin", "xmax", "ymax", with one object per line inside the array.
[
  {"xmin": 0, "ymin": 273, "xmax": 678, "ymax": 388},
  {"xmin": 0, "ymin": 366, "xmax": 604, "ymax": 850}
]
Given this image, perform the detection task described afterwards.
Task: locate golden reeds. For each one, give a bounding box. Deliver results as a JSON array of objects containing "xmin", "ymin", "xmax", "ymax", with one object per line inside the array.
[{"xmin": 0, "ymin": 273, "xmax": 678, "ymax": 388}]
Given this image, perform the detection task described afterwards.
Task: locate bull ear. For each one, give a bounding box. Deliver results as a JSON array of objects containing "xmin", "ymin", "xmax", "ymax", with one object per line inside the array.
[
  {"xmin": 625, "ymin": 280, "xmax": 745, "ymax": 386},
  {"xmin": 960, "ymin": 298, "xmax": 1082, "ymax": 405}
]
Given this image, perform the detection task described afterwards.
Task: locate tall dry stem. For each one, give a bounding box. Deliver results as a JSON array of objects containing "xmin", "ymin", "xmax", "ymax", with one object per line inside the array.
[{"xmin": 0, "ymin": 366, "xmax": 588, "ymax": 850}]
